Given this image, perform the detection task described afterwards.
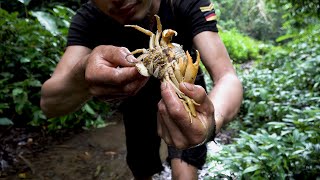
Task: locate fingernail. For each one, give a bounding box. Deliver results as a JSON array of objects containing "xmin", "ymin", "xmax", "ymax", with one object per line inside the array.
[
  {"xmin": 125, "ymin": 54, "xmax": 138, "ymax": 63},
  {"xmin": 183, "ymin": 82, "xmax": 194, "ymax": 91},
  {"xmin": 161, "ymin": 81, "xmax": 167, "ymax": 91}
]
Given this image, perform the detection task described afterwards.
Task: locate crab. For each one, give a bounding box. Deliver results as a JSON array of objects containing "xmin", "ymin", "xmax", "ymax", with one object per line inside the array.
[{"xmin": 125, "ymin": 15, "xmax": 201, "ymax": 123}]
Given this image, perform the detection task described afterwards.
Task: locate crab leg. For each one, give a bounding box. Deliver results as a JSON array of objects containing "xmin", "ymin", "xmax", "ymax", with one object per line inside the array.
[
  {"xmin": 167, "ymin": 66, "xmax": 180, "ymax": 88},
  {"xmin": 150, "ymin": 34, "xmax": 157, "ymax": 49},
  {"xmin": 127, "ymin": 48, "xmax": 150, "ymax": 76},
  {"xmin": 131, "ymin": 48, "xmax": 148, "ymax": 55},
  {"xmin": 125, "ymin": 25, "xmax": 156, "ymax": 49},
  {"xmin": 154, "ymin": 15, "xmax": 162, "ymax": 48},
  {"xmin": 160, "ymin": 29, "xmax": 177, "ymax": 48},
  {"xmin": 124, "ymin": 25, "xmax": 153, "ymax": 36},
  {"xmin": 172, "ymin": 61, "xmax": 183, "ymax": 83}
]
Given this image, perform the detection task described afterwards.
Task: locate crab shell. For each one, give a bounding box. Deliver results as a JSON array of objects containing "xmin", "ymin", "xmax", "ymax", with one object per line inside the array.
[
  {"xmin": 135, "ymin": 42, "xmax": 199, "ymax": 85},
  {"xmin": 125, "ymin": 15, "xmax": 201, "ymax": 122}
]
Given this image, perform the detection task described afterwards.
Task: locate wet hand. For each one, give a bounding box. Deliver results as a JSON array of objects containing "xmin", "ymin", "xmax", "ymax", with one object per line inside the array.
[
  {"xmin": 157, "ymin": 82, "xmax": 215, "ymax": 149},
  {"xmin": 85, "ymin": 45, "xmax": 148, "ymax": 101}
]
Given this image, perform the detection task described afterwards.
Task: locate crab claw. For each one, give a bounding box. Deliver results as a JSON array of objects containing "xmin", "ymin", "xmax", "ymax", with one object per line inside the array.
[
  {"xmin": 160, "ymin": 29, "xmax": 177, "ymax": 48},
  {"xmin": 183, "ymin": 50, "xmax": 200, "ymax": 84},
  {"xmin": 178, "ymin": 57, "xmax": 187, "ymax": 77}
]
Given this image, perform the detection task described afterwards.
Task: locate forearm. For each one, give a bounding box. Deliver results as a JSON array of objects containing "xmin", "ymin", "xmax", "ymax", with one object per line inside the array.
[
  {"xmin": 40, "ymin": 55, "xmax": 92, "ymax": 118},
  {"xmin": 208, "ymin": 73, "xmax": 243, "ymax": 132}
]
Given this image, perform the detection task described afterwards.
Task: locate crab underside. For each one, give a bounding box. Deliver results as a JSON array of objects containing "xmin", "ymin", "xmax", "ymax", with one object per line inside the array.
[{"xmin": 125, "ymin": 15, "xmax": 201, "ymax": 123}]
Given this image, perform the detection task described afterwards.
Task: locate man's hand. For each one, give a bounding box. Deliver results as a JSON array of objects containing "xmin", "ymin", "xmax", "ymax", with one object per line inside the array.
[
  {"xmin": 157, "ymin": 81, "xmax": 215, "ymax": 149},
  {"xmin": 41, "ymin": 45, "xmax": 149, "ymax": 118},
  {"xmin": 85, "ymin": 45, "xmax": 148, "ymax": 101}
]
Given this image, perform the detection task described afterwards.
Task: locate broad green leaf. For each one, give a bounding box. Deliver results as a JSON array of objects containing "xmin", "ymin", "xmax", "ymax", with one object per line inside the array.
[
  {"xmin": 17, "ymin": 0, "xmax": 31, "ymax": 5},
  {"xmin": 292, "ymin": 149, "xmax": 305, "ymax": 155},
  {"xmin": 28, "ymin": 79, "xmax": 42, "ymax": 87},
  {"xmin": 0, "ymin": 103, "xmax": 9, "ymax": 110},
  {"xmin": 249, "ymin": 143, "xmax": 259, "ymax": 154},
  {"xmin": 267, "ymin": 122, "xmax": 286, "ymax": 128},
  {"xmin": 83, "ymin": 104, "xmax": 95, "ymax": 115},
  {"xmin": 31, "ymin": 11, "xmax": 59, "ymax": 35},
  {"xmin": 243, "ymin": 165, "xmax": 260, "ymax": 174},
  {"xmin": 12, "ymin": 88, "xmax": 23, "ymax": 96},
  {"xmin": 20, "ymin": 57, "xmax": 31, "ymax": 63},
  {"xmin": 0, "ymin": 117, "xmax": 14, "ymax": 125}
]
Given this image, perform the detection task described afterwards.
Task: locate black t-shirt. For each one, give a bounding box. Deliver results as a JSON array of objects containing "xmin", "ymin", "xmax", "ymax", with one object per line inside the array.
[
  {"xmin": 67, "ymin": 0, "xmax": 218, "ymax": 109},
  {"xmin": 67, "ymin": 0, "xmax": 218, "ymax": 52}
]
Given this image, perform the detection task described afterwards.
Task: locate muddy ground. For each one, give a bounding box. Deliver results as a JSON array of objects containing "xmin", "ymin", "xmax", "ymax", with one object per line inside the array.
[{"xmin": 0, "ymin": 112, "xmax": 234, "ymax": 180}]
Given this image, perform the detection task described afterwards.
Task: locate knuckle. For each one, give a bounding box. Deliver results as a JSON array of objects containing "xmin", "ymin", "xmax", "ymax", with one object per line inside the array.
[
  {"xmin": 172, "ymin": 139, "xmax": 187, "ymax": 150},
  {"xmin": 85, "ymin": 72, "xmax": 94, "ymax": 84},
  {"xmin": 112, "ymin": 70, "xmax": 128, "ymax": 85},
  {"xmin": 165, "ymin": 137, "xmax": 172, "ymax": 146},
  {"xmin": 196, "ymin": 86, "xmax": 207, "ymax": 98},
  {"xmin": 89, "ymin": 49, "xmax": 101, "ymax": 60},
  {"xmin": 122, "ymin": 84, "xmax": 136, "ymax": 96},
  {"xmin": 170, "ymin": 106, "xmax": 185, "ymax": 119},
  {"xmin": 157, "ymin": 129, "xmax": 163, "ymax": 137},
  {"xmin": 196, "ymin": 85, "xmax": 206, "ymax": 93},
  {"xmin": 189, "ymin": 133, "xmax": 206, "ymax": 146},
  {"xmin": 111, "ymin": 71, "xmax": 122, "ymax": 84},
  {"xmin": 157, "ymin": 101, "xmax": 166, "ymax": 112},
  {"xmin": 119, "ymin": 46, "xmax": 130, "ymax": 54}
]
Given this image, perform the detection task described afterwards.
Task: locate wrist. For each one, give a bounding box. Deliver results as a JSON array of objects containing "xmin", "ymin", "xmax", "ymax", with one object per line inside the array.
[
  {"xmin": 192, "ymin": 113, "xmax": 217, "ymax": 148},
  {"xmin": 204, "ymin": 111, "xmax": 224, "ymax": 143}
]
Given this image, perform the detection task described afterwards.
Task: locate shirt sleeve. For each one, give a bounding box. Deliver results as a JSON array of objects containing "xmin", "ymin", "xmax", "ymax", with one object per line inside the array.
[
  {"xmin": 174, "ymin": 0, "xmax": 218, "ymax": 37},
  {"xmin": 67, "ymin": 3, "xmax": 97, "ymax": 49}
]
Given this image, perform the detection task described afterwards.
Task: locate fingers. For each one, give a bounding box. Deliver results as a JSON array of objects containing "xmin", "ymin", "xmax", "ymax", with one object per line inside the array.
[
  {"xmin": 157, "ymin": 100, "xmax": 188, "ymax": 149},
  {"xmin": 180, "ymin": 82, "xmax": 214, "ymax": 116},
  {"xmin": 180, "ymin": 82, "xmax": 206, "ymax": 104},
  {"xmin": 158, "ymin": 98, "xmax": 207, "ymax": 149},
  {"xmin": 89, "ymin": 76, "xmax": 148, "ymax": 97},
  {"xmin": 159, "ymin": 81, "xmax": 214, "ymax": 148},
  {"xmin": 86, "ymin": 65, "xmax": 143, "ymax": 86},
  {"xmin": 157, "ymin": 111, "xmax": 173, "ymax": 145},
  {"xmin": 86, "ymin": 45, "xmax": 146, "ymax": 86},
  {"xmin": 97, "ymin": 46, "xmax": 138, "ymax": 67},
  {"xmin": 160, "ymin": 82, "xmax": 188, "ymax": 119},
  {"xmin": 85, "ymin": 45, "xmax": 148, "ymax": 99}
]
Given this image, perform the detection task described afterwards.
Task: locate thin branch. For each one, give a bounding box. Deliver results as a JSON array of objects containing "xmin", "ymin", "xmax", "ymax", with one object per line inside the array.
[{"xmin": 18, "ymin": 153, "xmax": 35, "ymax": 174}]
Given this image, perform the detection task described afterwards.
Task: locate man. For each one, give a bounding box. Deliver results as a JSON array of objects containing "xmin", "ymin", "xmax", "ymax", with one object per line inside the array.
[{"xmin": 40, "ymin": 0, "xmax": 243, "ymax": 179}]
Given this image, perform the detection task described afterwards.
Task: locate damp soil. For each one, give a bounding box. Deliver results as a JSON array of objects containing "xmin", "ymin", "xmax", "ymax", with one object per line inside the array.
[
  {"xmin": 1, "ymin": 112, "xmax": 134, "ymax": 180},
  {"xmin": 0, "ymin": 112, "xmax": 235, "ymax": 180}
]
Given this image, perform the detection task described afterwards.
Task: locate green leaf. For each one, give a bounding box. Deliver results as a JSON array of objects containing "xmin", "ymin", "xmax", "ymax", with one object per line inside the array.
[
  {"xmin": 20, "ymin": 57, "xmax": 31, "ymax": 63},
  {"xmin": 83, "ymin": 104, "xmax": 95, "ymax": 115},
  {"xmin": 31, "ymin": 11, "xmax": 59, "ymax": 35},
  {"xmin": 0, "ymin": 118, "xmax": 14, "ymax": 125},
  {"xmin": 292, "ymin": 149, "xmax": 305, "ymax": 155},
  {"xmin": 243, "ymin": 165, "xmax": 260, "ymax": 174},
  {"xmin": 249, "ymin": 143, "xmax": 259, "ymax": 154},
  {"xmin": 17, "ymin": 0, "xmax": 31, "ymax": 6},
  {"xmin": 12, "ymin": 88, "xmax": 23, "ymax": 97}
]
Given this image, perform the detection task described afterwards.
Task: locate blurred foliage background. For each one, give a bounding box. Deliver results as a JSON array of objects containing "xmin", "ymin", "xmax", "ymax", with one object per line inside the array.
[
  {"xmin": 0, "ymin": 0, "xmax": 319, "ymax": 179},
  {"xmin": 0, "ymin": 0, "xmax": 110, "ymax": 130}
]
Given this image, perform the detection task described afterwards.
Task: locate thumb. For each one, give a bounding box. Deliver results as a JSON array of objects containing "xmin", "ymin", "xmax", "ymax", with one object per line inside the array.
[
  {"xmin": 99, "ymin": 46, "xmax": 138, "ymax": 67},
  {"xmin": 180, "ymin": 82, "xmax": 207, "ymax": 104},
  {"xmin": 180, "ymin": 82, "xmax": 214, "ymax": 116}
]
